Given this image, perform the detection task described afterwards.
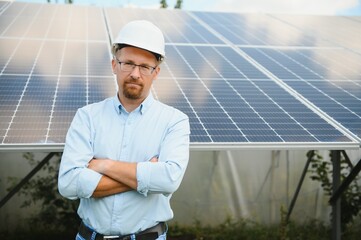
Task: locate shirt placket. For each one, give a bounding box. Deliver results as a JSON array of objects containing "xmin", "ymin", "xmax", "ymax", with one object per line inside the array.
[
  {"xmin": 112, "ymin": 110, "xmax": 139, "ymax": 233},
  {"xmin": 119, "ymin": 112, "xmax": 137, "ymax": 160}
]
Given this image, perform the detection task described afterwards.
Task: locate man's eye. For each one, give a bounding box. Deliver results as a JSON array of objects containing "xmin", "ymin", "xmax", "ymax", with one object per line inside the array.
[
  {"xmin": 140, "ymin": 65, "xmax": 151, "ymax": 70},
  {"xmin": 124, "ymin": 62, "xmax": 134, "ymax": 66}
]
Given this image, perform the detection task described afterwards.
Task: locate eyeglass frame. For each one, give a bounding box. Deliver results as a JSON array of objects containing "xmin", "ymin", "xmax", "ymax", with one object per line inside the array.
[{"xmin": 114, "ymin": 57, "xmax": 157, "ymax": 76}]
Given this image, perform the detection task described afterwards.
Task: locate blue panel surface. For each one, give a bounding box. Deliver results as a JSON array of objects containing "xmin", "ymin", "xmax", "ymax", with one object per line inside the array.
[{"xmin": 0, "ymin": 2, "xmax": 359, "ymax": 149}]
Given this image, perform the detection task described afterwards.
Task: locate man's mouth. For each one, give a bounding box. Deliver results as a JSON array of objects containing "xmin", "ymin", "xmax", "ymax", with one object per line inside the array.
[{"xmin": 125, "ymin": 82, "xmax": 142, "ymax": 88}]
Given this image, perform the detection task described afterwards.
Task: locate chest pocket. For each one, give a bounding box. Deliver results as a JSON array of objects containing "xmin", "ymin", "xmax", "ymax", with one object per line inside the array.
[
  {"xmin": 129, "ymin": 116, "xmax": 167, "ymax": 162},
  {"xmin": 91, "ymin": 111, "xmax": 169, "ymax": 162},
  {"xmin": 92, "ymin": 116, "xmax": 125, "ymax": 160}
]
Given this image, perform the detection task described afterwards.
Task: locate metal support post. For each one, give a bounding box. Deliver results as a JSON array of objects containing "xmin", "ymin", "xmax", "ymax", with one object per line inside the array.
[
  {"xmin": 330, "ymin": 158, "xmax": 361, "ymax": 204},
  {"xmin": 331, "ymin": 150, "xmax": 341, "ymax": 240},
  {"xmin": 286, "ymin": 150, "xmax": 313, "ymax": 222}
]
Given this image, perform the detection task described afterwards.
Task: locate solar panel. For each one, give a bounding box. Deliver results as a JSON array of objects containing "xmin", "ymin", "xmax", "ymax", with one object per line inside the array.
[
  {"xmin": 192, "ymin": 11, "xmax": 333, "ymax": 47},
  {"xmin": 0, "ymin": 2, "xmax": 114, "ymax": 149},
  {"xmin": 273, "ymin": 14, "xmax": 361, "ymax": 50},
  {"xmin": 242, "ymin": 47, "xmax": 361, "ymax": 140},
  {"xmin": 0, "ymin": 2, "xmax": 360, "ymax": 151}
]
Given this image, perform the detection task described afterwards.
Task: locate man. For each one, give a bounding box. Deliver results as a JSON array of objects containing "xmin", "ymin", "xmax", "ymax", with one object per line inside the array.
[{"xmin": 58, "ymin": 20, "xmax": 190, "ymax": 240}]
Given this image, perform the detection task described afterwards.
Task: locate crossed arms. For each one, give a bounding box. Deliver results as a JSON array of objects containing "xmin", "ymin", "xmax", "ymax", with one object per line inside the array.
[{"xmin": 88, "ymin": 156, "xmax": 158, "ymax": 198}]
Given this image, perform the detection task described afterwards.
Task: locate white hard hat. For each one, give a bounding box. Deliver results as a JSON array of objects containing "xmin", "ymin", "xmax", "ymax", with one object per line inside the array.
[{"xmin": 113, "ymin": 20, "xmax": 165, "ymax": 59}]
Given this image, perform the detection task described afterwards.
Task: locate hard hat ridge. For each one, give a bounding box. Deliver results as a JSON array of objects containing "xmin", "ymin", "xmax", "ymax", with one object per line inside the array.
[{"xmin": 113, "ymin": 20, "xmax": 165, "ymax": 60}]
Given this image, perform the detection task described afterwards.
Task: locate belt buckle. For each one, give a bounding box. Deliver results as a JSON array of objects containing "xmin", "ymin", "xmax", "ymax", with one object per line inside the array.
[{"xmin": 103, "ymin": 236, "xmax": 120, "ymax": 239}]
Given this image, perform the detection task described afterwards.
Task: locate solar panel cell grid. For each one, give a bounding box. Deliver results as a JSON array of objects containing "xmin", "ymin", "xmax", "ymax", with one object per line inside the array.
[
  {"xmin": 2, "ymin": 40, "xmax": 39, "ymax": 74},
  {"xmin": 0, "ymin": 2, "xmax": 360, "ymax": 149},
  {"xmin": 193, "ymin": 11, "xmax": 334, "ymax": 47},
  {"xmin": 88, "ymin": 43, "xmax": 113, "ymax": 77},
  {"xmin": 274, "ymin": 15, "xmax": 361, "ymax": 50}
]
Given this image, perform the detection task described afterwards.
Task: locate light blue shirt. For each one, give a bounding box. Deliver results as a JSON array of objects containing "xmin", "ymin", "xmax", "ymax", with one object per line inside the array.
[{"xmin": 58, "ymin": 93, "xmax": 190, "ymax": 235}]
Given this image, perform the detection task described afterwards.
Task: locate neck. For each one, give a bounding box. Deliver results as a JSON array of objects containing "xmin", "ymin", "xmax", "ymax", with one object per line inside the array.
[{"xmin": 118, "ymin": 93, "xmax": 145, "ymax": 113}]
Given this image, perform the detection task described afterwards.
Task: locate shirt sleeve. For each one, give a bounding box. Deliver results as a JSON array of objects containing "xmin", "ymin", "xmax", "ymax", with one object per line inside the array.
[
  {"xmin": 136, "ymin": 111, "xmax": 190, "ymax": 197},
  {"xmin": 58, "ymin": 107, "xmax": 102, "ymax": 199}
]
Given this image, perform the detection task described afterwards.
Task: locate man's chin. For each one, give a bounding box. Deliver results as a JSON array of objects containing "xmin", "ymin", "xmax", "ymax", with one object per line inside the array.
[{"xmin": 123, "ymin": 90, "xmax": 142, "ymax": 100}]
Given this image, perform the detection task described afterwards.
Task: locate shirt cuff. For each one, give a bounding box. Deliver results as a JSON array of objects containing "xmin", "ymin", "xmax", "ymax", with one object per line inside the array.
[
  {"xmin": 77, "ymin": 168, "xmax": 103, "ymax": 198},
  {"xmin": 136, "ymin": 162, "xmax": 151, "ymax": 197}
]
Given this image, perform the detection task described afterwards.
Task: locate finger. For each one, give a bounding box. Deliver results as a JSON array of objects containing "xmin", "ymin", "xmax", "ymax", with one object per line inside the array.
[{"xmin": 149, "ymin": 157, "xmax": 158, "ymax": 162}]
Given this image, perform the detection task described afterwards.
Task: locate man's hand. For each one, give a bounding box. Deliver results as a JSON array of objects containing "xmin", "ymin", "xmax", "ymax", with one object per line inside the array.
[
  {"xmin": 87, "ymin": 158, "xmax": 137, "ymax": 191},
  {"xmin": 88, "ymin": 156, "xmax": 158, "ymax": 174},
  {"xmin": 88, "ymin": 156, "xmax": 159, "ymax": 197},
  {"xmin": 149, "ymin": 156, "xmax": 158, "ymax": 163},
  {"xmin": 88, "ymin": 158, "xmax": 111, "ymax": 174}
]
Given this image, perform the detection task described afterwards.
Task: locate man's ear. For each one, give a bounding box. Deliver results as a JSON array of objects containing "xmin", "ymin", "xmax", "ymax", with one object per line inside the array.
[
  {"xmin": 153, "ymin": 66, "xmax": 160, "ymax": 80},
  {"xmin": 111, "ymin": 58, "xmax": 117, "ymax": 74}
]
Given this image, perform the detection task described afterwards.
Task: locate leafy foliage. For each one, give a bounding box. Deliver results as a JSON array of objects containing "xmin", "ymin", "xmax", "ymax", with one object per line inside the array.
[
  {"xmin": 6, "ymin": 152, "xmax": 80, "ymax": 233},
  {"xmin": 160, "ymin": 0, "xmax": 183, "ymax": 9},
  {"xmin": 174, "ymin": 0, "xmax": 183, "ymax": 9},
  {"xmin": 167, "ymin": 216, "xmax": 331, "ymax": 240},
  {"xmin": 160, "ymin": 0, "xmax": 168, "ymax": 8},
  {"xmin": 307, "ymin": 150, "xmax": 361, "ymax": 232}
]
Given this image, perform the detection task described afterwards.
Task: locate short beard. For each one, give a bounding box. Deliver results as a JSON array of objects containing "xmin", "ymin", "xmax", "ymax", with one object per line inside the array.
[{"xmin": 122, "ymin": 83, "xmax": 144, "ymax": 99}]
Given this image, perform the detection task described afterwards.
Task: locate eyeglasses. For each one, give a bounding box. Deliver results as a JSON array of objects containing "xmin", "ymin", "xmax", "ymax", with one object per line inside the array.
[{"xmin": 115, "ymin": 58, "xmax": 157, "ymax": 76}]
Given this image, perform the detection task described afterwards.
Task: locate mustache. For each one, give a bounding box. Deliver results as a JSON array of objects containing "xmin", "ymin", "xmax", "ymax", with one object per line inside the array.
[
  {"xmin": 125, "ymin": 77, "xmax": 142, "ymax": 85},
  {"xmin": 124, "ymin": 79, "xmax": 142, "ymax": 86},
  {"xmin": 124, "ymin": 81, "xmax": 143, "ymax": 87}
]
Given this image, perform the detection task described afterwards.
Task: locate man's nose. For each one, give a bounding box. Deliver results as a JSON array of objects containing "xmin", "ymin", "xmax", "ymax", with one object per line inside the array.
[{"xmin": 130, "ymin": 66, "xmax": 141, "ymax": 79}]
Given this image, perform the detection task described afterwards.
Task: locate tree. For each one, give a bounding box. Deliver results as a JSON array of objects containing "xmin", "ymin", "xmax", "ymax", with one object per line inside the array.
[
  {"xmin": 160, "ymin": 0, "xmax": 168, "ymax": 8},
  {"xmin": 174, "ymin": 0, "xmax": 183, "ymax": 9},
  {"xmin": 7, "ymin": 153, "xmax": 80, "ymax": 234},
  {"xmin": 307, "ymin": 150, "xmax": 361, "ymax": 233}
]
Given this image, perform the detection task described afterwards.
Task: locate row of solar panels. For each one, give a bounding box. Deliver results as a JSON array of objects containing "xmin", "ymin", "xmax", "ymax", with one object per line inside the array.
[{"xmin": 0, "ymin": 1, "xmax": 360, "ymax": 150}]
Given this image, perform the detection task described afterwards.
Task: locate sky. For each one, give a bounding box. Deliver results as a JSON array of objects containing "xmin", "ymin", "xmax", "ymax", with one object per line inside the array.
[{"xmin": 15, "ymin": 0, "xmax": 361, "ymax": 16}]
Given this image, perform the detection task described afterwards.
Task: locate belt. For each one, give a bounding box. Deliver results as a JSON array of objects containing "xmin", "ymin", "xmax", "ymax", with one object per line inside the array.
[{"xmin": 78, "ymin": 221, "xmax": 165, "ymax": 240}]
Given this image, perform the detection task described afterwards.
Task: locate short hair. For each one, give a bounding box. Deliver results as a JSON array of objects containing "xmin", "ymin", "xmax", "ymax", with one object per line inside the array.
[{"xmin": 112, "ymin": 43, "xmax": 164, "ymax": 63}]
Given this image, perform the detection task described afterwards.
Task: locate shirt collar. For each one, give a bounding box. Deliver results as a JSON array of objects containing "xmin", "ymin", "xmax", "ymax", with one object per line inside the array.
[{"xmin": 113, "ymin": 92, "xmax": 155, "ymax": 115}]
